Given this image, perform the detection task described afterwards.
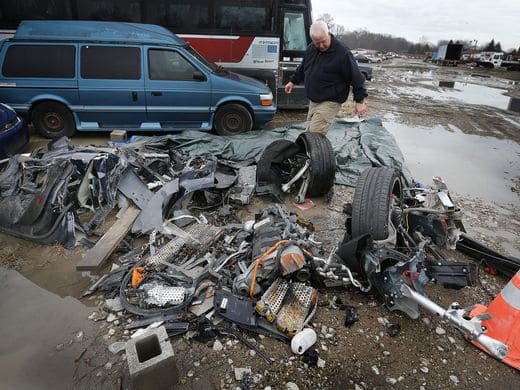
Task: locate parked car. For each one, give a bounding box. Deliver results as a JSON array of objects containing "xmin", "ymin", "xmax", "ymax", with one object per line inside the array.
[
  {"xmin": 0, "ymin": 102, "xmax": 29, "ymax": 158},
  {"xmin": 354, "ymin": 54, "xmax": 371, "ymax": 63},
  {"xmin": 366, "ymin": 55, "xmax": 382, "ymax": 63},
  {"xmin": 0, "ymin": 21, "xmax": 276, "ymax": 138},
  {"xmin": 358, "ymin": 65, "xmax": 373, "ymax": 81}
]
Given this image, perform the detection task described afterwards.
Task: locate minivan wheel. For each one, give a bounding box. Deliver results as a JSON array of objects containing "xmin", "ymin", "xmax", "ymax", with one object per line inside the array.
[
  {"xmin": 32, "ymin": 102, "xmax": 76, "ymax": 139},
  {"xmin": 214, "ymin": 104, "xmax": 253, "ymax": 136}
]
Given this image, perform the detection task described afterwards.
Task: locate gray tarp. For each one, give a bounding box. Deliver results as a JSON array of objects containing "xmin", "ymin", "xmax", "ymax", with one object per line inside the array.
[{"xmin": 128, "ymin": 118, "xmax": 414, "ymax": 187}]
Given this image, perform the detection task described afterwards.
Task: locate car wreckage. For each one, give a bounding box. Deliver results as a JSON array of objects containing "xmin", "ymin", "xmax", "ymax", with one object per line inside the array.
[{"xmin": 0, "ymin": 129, "xmax": 518, "ymax": 373}]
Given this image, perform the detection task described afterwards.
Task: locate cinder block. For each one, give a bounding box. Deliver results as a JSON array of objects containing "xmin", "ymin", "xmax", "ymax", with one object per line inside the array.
[
  {"xmin": 110, "ymin": 129, "xmax": 128, "ymax": 142},
  {"xmin": 125, "ymin": 326, "xmax": 178, "ymax": 390}
]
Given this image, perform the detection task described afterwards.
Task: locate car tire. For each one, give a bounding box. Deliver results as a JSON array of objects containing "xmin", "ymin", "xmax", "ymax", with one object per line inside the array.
[
  {"xmin": 351, "ymin": 167, "xmax": 402, "ymax": 240},
  {"xmin": 32, "ymin": 102, "xmax": 76, "ymax": 139},
  {"xmin": 214, "ymin": 103, "xmax": 253, "ymax": 136},
  {"xmin": 296, "ymin": 132, "xmax": 336, "ymax": 197}
]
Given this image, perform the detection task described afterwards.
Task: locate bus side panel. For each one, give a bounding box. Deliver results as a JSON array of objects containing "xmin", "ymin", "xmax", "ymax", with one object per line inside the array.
[{"xmin": 180, "ymin": 35, "xmax": 279, "ymax": 71}]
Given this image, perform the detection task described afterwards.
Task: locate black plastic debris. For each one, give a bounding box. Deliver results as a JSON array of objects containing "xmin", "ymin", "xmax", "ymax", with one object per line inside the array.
[
  {"xmin": 302, "ymin": 348, "xmax": 319, "ymax": 367},
  {"xmin": 341, "ymin": 305, "xmax": 359, "ymax": 328},
  {"xmin": 386, "ymin": 324, "xmax": 401, "ymax": 337},
  {"xmin": 424, "ymin": 257, "xmax": 478, "ymax": 289},
  {"xmin": 457, "ymin": 233, "xmax": 520, "ymax": 278}
]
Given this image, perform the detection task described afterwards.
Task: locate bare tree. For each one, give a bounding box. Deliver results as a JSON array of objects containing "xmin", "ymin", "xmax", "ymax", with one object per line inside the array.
[{"xmin": 316, "ymin": 13, "xmax": 345, "ymax": 36}]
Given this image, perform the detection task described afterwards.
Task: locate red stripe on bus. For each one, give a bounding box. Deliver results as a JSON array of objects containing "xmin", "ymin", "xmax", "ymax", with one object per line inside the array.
[{"xmin": 182, "ymin": 36, "xmax": 255, "ymax": 63}]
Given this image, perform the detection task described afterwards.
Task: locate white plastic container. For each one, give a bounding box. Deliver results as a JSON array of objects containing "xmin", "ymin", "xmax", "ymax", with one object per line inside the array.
[{"xmin": 291, "ymin": 328, "xmax": 317, "ymax": 355}]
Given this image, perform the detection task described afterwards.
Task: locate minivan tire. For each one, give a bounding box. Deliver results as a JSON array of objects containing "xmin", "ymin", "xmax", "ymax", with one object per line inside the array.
[
  {"xmin": 351, "ymin": 167, "xmax": 402, "ymax": 240},
  {"xmin": 214, "ymin": 104, "xmax": 253, "ymax": 136},
  {"xmin": 32, "ymin": 102, "xmax": 76, "ymax": 139}
]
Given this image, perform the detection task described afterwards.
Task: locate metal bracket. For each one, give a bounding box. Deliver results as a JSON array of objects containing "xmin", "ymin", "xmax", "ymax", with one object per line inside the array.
[
  {"xmin": 282, "ymin": 159, "xmax": 310, "ymax": 193},
  {"xmin": 295, "ymin": 173, "xmax": 310, "ymax": 204}
]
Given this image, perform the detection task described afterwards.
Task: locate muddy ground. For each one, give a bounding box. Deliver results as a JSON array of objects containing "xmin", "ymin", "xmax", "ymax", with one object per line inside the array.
[{"xmin": 1, "ymin": 58, "xmax": 519, "ymax": 390}]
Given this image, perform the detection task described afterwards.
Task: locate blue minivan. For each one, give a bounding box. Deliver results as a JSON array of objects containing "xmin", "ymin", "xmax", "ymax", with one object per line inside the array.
[{"xmin": 0, "ymin": 21, "xmax": 276, "ymax": 138}]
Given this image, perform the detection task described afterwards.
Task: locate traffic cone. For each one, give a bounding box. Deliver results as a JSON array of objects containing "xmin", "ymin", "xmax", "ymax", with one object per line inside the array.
[{"xmin": 469, "ymin": 270, "xmax": 520, "ymax": 370}]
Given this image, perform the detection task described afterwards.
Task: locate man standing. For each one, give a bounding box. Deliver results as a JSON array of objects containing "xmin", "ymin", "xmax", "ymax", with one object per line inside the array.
[{"xmin": 285, "ymin": 21, "xmax": 368, "ymax": 134}]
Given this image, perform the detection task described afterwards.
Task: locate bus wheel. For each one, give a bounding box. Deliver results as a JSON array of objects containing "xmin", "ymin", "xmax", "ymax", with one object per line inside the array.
[
  {"xmin": 32, "ymin": 102, "xmax": 76, "ymax": 139},
  {"xmin": 214, "ymin": 104, "xmax": 253, "ymax": 136}
]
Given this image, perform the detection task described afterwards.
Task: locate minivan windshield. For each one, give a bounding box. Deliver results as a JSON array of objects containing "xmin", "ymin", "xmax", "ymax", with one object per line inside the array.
[{"xmin": 185, "ymin": 45, "xmax": 229, "ymax": 75}]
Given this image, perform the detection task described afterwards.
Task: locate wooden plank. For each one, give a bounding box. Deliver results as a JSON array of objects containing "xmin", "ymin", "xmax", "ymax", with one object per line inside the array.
[{"xmin": 76, "ymin": 205, "xmax": 140, "ymax": 272}]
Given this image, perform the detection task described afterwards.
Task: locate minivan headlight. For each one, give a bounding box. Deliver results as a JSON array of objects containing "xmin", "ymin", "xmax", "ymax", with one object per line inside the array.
[{"xmin": 260, "ymin": 93, "xmax": 273, "ymax": 107}]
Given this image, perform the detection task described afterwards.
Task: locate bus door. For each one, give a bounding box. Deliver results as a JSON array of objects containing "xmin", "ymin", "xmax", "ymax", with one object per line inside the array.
[
  {"xmin": 144, "ymin": 47, "xmax": 211, "ymax": 130},
  {"xmin": 277, "ymin": 7, "xmax": 311, "ymax": 108}
]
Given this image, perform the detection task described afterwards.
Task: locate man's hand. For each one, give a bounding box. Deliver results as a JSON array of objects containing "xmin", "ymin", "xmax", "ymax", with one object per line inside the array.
[
  {"xmin": 354, "ymin": 101, "xmax": 367, "ymax": 117},
  {"xmin": 284, "ymin": 81, "xmax": 294, "ymax": 94}
]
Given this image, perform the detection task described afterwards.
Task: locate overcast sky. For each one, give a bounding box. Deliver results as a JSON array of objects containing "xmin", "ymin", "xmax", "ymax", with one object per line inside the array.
[{"xmin": 312, "ymin": 0, "xmax": 520, "ymax": 50}]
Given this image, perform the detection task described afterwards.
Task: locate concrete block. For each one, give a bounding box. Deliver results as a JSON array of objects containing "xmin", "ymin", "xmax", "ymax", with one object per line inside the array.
[
  {"xmin": 110, "ymin": 129, "xmax": 128, "ymax": 142},
  {"xmin": 125, "ymin": 325, "xmax": 178, "ymax": 390}
]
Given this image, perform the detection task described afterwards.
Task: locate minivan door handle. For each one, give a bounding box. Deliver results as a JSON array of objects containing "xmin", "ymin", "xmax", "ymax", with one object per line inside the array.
[
  {"xmin": 151, "ymin": 91, "xmax": 163, "ymax": 96},
  {"xmin": 132, "ymin": 91, "xmax": 138, "ymax": 101}
]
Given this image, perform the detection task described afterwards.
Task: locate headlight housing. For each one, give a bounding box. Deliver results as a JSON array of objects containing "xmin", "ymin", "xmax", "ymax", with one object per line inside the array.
[{"xmin": 260, "ymin": 93, "xmax": 273, "ymax": 107}]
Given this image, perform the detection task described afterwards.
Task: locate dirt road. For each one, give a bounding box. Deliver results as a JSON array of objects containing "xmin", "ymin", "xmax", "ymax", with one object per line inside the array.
[{"xmin": 1, "ymin": 58, "xmax": 519, "ymax": 389}]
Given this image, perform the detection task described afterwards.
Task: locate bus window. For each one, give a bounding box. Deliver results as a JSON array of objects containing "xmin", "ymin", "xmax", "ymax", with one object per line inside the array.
[
  {"xmin": 75, "ymin": 0, "xmax": 142, "ymax": 22},
  {"xmin": 216, "ymin": 2, "xmax": 269, "ymax": 32},
  {"xmin": 0, "ymin": 0, "xmax": 73, "ymax": 27},
  {"xmin": 143, "ymin": 1, "xmax": 210, "ymax": 31},
  {"xmin": 283, "ymin": 12, "xmax": 307, "ymax": 51}
]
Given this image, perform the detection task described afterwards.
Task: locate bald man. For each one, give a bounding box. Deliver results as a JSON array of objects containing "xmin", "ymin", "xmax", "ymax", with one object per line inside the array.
[{"xmin": 285, "ymin": 21, "xmax": 368, "ymax": 133}]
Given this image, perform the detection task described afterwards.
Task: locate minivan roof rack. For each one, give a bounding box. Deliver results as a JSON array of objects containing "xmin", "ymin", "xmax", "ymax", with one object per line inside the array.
[{"xmin": 13, "ymin": 20, "xmax": 186, "ymax": 46}]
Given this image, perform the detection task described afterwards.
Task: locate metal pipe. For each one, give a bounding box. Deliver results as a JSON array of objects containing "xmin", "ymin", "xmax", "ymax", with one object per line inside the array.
[{"xmin": 400, "ymin": 285, "xmax": 508, "ymax": 360}]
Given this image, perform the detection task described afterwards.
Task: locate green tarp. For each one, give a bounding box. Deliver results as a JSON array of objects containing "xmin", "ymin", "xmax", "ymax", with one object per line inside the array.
[{"xmin": 128, "ymin": 118, "xmax": 414, "ymax": 187}]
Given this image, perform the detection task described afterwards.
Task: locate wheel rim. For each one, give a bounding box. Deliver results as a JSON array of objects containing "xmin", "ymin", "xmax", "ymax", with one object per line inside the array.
[
  {"xmin": 42, "ymin": 112, "xmax": 64, "ymax": 133},
  {"xmin": 222, "ymin": 113, "xmax": 244, "ymax": 133}
]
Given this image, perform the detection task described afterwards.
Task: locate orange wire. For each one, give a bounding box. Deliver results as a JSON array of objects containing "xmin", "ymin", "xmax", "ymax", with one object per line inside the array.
[{"xmin": 249, "ymin": 240, "xmax": 288, "ymax": 298}]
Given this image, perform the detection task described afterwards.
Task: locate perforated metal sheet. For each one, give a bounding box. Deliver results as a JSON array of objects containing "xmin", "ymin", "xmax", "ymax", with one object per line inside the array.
[
  {"xmin": 256, "ymin": 278, "xmax": 289, "ymax": 320},
  {"xmin": 146, "ymin": 223, "xmax": 223, "ymax": 267},
  {"xmin": 144, "ymin": 285, "xmax": 186, "ymax": 307},
  {"xmin": 275, "ymin": 283, "xmax": 317, "ymax": 336}
]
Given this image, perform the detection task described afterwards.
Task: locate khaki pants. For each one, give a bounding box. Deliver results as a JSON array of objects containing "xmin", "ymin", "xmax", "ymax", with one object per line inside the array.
[{"xmin": 305, "ymin": 100, "xmax": 342, "ymax": 134}]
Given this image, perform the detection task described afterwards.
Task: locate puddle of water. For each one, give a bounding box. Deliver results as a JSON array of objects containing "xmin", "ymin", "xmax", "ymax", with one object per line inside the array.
[
  {"xmin": 384, "ymin": 121, "xmax": 520, "ymax": 205},
  {"xmin": 400, "ymin": 81, "xmax": 510, "ymax": 110}
]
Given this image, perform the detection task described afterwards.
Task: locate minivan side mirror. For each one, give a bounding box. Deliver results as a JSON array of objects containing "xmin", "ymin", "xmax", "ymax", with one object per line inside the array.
[{"xmin": 193, "ymin": 71, "xmax": 206, "ymax": 81}]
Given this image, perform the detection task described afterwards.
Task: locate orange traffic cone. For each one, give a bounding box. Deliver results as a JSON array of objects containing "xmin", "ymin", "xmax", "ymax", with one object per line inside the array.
[{"xmin": 469, "ymin": 270, "xmax": 520, "ymax": 370}]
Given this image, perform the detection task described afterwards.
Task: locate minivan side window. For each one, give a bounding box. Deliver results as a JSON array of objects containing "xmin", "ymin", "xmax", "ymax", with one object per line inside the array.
[
  {"xmin": 148, "ymin": 49, "xmax": 199, "ymax": 81},
  {"xmin": 81, "ymin": 46, "xmax": 140, "ymax": 79},
  {"xmin": 2, "ymin": 45, "xmax": 75, "ymax": 78}
]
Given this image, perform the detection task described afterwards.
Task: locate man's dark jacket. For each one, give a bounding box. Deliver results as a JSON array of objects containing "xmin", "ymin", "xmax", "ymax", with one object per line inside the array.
[{"xmin": 290, "ymin": 34, "xmax": 368, "ymax": 103}]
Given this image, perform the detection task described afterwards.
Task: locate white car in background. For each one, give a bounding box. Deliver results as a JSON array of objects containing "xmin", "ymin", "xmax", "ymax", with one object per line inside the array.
[{"xmin": 366, "ymin": 55, "xmax": 382, "ymax": 63}]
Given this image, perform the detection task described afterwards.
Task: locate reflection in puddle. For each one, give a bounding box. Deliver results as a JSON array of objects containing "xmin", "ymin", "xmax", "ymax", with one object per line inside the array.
[
  {"xmin": 384, "ymin": 121, "xmax": 520, "ymax": 204},
  {"xmin": 401, "ymin": 81, "xmax": 510, "ymax": 110}
]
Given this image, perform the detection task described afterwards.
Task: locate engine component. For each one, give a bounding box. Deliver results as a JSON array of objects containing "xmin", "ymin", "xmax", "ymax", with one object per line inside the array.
[{"xmin": 256, "ymin": 278, "xmax": 318, "ymax": 336}]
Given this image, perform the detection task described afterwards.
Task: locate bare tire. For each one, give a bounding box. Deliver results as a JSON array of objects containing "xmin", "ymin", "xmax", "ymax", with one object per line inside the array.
[
  {"xmin": 351, "ymin": 167, "xmax": 402, "ymax": 240},
  {"xmin": 32, "ymin": 102, "xmax": 76, "ymax": 139},
  {"xmin": 214, "ymin": 104, "xmax": 253, "ymax": 136},
  {"xmin": 296, "ymin": 132, "xmax": 336, "ymax": 197}
]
